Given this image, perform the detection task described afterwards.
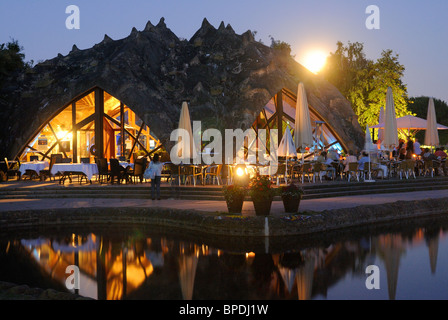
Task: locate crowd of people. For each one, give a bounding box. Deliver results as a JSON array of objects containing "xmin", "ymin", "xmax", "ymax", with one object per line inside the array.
[{"xmin": 312, "ymin": 136, "xmax": 447, "ymax": 180}]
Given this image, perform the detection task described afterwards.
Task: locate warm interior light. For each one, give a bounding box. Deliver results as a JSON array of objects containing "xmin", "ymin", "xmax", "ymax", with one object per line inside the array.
[{"xmin": 303, "ymin": 50, "xmax": 327, "ymax": 74}]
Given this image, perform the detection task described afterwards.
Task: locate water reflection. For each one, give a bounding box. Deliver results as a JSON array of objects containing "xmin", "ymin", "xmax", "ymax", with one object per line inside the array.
[{"xmin": 0, "ymin": 223, "xmax": 447, "ymax": 300}]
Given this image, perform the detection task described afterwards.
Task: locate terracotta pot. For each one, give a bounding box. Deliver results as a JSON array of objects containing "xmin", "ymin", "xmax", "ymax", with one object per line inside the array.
[
  {"xmin": 282, "ymin": 195, "xmax": 300, "ymax": 213},
  {"xmin": 251, "ymin": 196, "xmax": 273, "ymax": 216},
  {"xmin": 226, "ymin": 194, "xmax": 245, "ymax": 214}
]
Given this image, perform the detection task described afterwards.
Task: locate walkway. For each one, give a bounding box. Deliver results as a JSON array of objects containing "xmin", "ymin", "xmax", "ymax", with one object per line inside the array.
[{"xmin": 1, "ymin": 189, "xmax": 448, "ymax": 216}]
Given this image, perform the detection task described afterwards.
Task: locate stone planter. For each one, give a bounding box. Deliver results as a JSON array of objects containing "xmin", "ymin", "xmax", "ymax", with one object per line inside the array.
[
  {"xmin": 282, "ymin": 196, "xmax": 301, "ymax": 213},
  {"xmin": 251, "ymin": 196, "xmax": 273, "ymax": 216},
  {"xmin": 225, "ymin": 195, "xmax": 245, "ymax": 214}
]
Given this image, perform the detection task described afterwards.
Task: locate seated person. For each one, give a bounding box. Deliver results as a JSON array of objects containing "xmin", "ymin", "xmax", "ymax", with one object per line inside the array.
[
  {"xmin": 434, "ymin": 148, "xmax": 447, "ymax": 160},
  {"xmin": 316, "ymin": 151, "xmax": 327, "ymax": 163},
  {"xmin": 358, "ymin": 152, "xmax": 370, "ymax": 171},
  {"xmin": 422, "ymin": 148, "xmax": 438, "ymax": 161},
  {"xmin": 371, "ymin": 153, "xmax": 388, "ymax": 178},
  {"xmin": 343, "ymin": 151, "xmax": 358, "ymax": 172},
  {"xmin": 327, "ymin": 148, "xmax": 340, "ymax": 161}
]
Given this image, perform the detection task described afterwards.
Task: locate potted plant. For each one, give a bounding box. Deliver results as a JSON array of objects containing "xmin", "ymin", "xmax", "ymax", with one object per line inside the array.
[
  {"xmin": 248, "ymin": 174, "xmax": 277, "ymax": 216},
  {"xmin": 280, "ymin": 183, "xmax": 303, "ymax": 213},
  {"xmin": 222, "ymin": 184, "xmax": 247, "ymax": 214}
]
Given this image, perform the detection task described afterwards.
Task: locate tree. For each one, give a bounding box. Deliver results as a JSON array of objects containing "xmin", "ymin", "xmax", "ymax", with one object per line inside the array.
[
  {"xmin": 0, "ymin": 39, "xmax": 31, "ymax": 87},
  {"xmin": 321, "ymin": 41, "xmax": 412, "ymax": 129},
  {"xmin": 269, "ymin": 36, "xmax": 292, "ymax": 56}
]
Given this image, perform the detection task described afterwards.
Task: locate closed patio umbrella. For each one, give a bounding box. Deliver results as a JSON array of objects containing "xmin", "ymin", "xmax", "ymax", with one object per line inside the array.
[
  {"xmin": 364, "ymin": 125, "xmax": 377, "ymax": 182},
  {"xmin": 378, "ymin": 107, "xmax": 385, "ymax": 142},
  {"xmin": 174, "ymin": 101, "xmax": 197, "ymax": 163},
  {"xmin": 383, "ymin": 87, "xmax": 399, "ymax": 153},
  {"xmin": 278, "ymin": 125, "xmax": 297, "ymax": 183},
  {"xmin": 294, "ymin": 83, "xmax": 314, "ymax": 162},
  {"xmin": 425, "ymin": 98, "xmax": 439, "ymax": 148}
]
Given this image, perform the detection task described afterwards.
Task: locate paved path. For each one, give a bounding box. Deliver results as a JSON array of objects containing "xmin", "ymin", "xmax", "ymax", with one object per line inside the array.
[{"xmin": 1, "ymin": 189, "xmax": 447, "ymax": 216}]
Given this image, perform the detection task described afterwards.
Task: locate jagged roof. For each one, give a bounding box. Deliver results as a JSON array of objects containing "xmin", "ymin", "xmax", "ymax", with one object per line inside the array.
[{"xmin": 0, "ymin": 17, "xmax": 364, "ymax": 158}]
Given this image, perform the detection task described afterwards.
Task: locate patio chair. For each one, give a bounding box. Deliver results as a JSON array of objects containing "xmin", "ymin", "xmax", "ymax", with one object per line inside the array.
[
  {"xmin": 423, "ymin": 160, "xmax": 438, "ymax": 177},
  {"xmin": 398, "ymin": 160, "xmax": 416, "ymax": 179},
  {"xmin": 4, "ymin": 158, "xmax": 21, "ymax": 181},
  {"xmin": 347, "ymin": 162, "xmax": 361, "ymax": 182},
  {"xmin": 165, "ymin": 162, "xmax": 181, "ymax": 185},
  {"xmin": 95, "ymin": 158, "xmax": 110, "ymax": 184},
  {"xmin": 442, "ymin": 160, "xmax": 448, "ymax": 176},
  {"xmin": 80, "ymin": 157, "xmax": 90, "ymax": 164},
  {"xmin": 53, "ymin": 154, "xmax": 63, "ymax": 163},
  {"xmin": 300, "ymin": 163, "xmax": 313, "ymax": 183},
  {"xmin": 128, "ymin": 157, "xmax": 147, "ymax": 183},
  {"xmin": 362, "ymin": 162, "xmax": 381, "ymax": 180},
  {"xmin": 110, "ymin": 158, "xmax": 128, "ymax": 184},
  {"xmin": 203, "ymin": 164, "xmax": 222, "ymax": 185},
  {"xmin": 40, "ymin": 155, "xmax": 58, "ymax": 181},
  {"xmin": 272, "ymin": 163, "xmax": 288, "ymax": 185},
  {"xmin": 312, "ymin": 162, "xmax": 326, "ymax": 183},
  {"xmin": 183, "ymin": 165, "xmax": 203, "ymax": 186},
  {"xmin": 290, "ymin": 164, "xmax": 301, "ymax": 182},
  {"xmin": 29, "ymin": 155, "xmax": 39, "ymax": 161}
]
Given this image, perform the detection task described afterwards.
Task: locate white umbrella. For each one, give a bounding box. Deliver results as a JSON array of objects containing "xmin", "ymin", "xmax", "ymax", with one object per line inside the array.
[
  {"xmin": 378, "ymin": 107, "xmax": 385, "ymax": 142},
  {"xmin": 425, "ymin": 98, "xmax": 439, "ymax": 148},
  {"xmin": 364, "ymin": 125, "xmax": 377, "ymax": 182},
  {"xmin": 278, "ymin": 125, "xmax": 297, "ymax": 183},
  {"xmin": 371, "ymin": 114, "xmax": 448, "ymax": 136},
  {"xmin": 294, "ymin": 82, "xmax": 314, "ymax": 162},
  {"xmin": 175, "ymin": 101, "xmax": 197, "ymax": 163},
  {"xmin": 178, "ymin": 253, "xmax": 198, "ymax": 300},
  {"xmin": 383, "ymin": 87, "xmax": 399, "ymax": 154},
  {"xmin": 296, "ymin": 252, "xmax": 315, "ymax": 300}
]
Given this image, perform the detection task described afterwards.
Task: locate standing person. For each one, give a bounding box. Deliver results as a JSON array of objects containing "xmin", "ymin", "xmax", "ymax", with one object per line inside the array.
[
  {"xmin": 405, "ymin": 137, "xmax": 414, "ymax": 159},
  {"xmin": 413, "ymin": 138, "xmax": 421, "ymax": 157},
  {"xmin": 148, "ymin": 154, "xmax": 164, "ymax": 200}
]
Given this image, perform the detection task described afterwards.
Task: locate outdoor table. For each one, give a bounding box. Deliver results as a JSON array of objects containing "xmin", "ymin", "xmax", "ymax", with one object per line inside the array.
[
  {"xmin": 19, "ymin": 161, "xmax": 49, "ymax": 178},
  {"xmin": 51, "ymin": 163, "xmax": 99, "ymax": 183},
  {"xmin": 119, "ymin": 161, "xmax": 134, "ymax": 169}
]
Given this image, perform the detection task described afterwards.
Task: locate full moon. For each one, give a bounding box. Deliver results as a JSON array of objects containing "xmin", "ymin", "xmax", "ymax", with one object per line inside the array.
[{"xmin": 302, "ymin": 50, "xmax": 327, "ymax": 74}]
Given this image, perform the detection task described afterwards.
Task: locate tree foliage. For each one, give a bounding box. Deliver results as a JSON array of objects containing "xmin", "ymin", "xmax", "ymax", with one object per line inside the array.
[
  {"xmin": 321, "ymin": 41, "xmax": 412, "ymax": 129},
  {"xmin": 0, "ymin": 39, "xmax": 30, "ymax": 87},
  {"xmin": 269, "ymin": 36, "xmax": 292, "ymax": 56}
]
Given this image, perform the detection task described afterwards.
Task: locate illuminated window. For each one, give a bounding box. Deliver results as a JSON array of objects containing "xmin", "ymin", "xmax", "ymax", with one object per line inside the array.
[{"xmin": 18, "ymin": 88, "xmax": 162, "ymax": 163}]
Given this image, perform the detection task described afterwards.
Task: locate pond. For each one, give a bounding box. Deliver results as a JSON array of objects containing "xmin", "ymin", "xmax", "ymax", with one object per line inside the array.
[{"xmin": 1, "ymin": 216, "xmax": 448, "ymax": 300}]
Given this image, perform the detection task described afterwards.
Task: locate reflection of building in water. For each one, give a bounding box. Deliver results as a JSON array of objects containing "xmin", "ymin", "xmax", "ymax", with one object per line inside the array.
[
  {"xmin": 9, "ymin": 226, "xmax": 446, "ymax": 300},
  {"xmin": 375, "ymin": 234, "xmax": 405, "ymax": 300},
  {"xmin": 21, "ymin": 234, "xmax": 154, "ymax": 300},
  {"xmin": 178, "ymin": 243, "xmax": 200, "ymax": 300}
]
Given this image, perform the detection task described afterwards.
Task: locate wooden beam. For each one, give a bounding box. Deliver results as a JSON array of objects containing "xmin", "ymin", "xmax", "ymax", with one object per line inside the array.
[
  {"xmin": 276, "ymin": 91, "xmax": 283, "ymax": 146},
  {"xmin": 72, "ymin": 102, "xmax": 78, "ymax": 163},
  {"xmin": 129, "ymin": 123, "xmax": 144, "ymax": 161},
  {"xmin": 120, "ymin": 102, "xmax": 125, "ymax": 157},
  {"xmin": 94, "ymin": 88, "xmax": 104, "ymax": 158},
  {"xmin": 48, "ymin": 122, "xmax": 68, "ymax": 158},
  {"xmin": 103, "ymin": 114, "xmax": 151, "ymax": 156}
]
